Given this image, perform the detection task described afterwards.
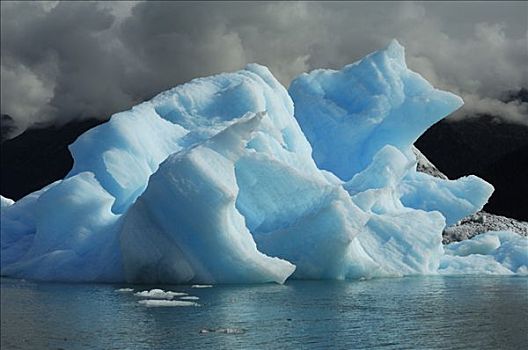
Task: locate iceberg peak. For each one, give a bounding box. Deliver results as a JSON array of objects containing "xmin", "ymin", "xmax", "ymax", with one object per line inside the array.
[{"xmin": 385, "ymin": 38, "xmax": 405, "ymax": 58}]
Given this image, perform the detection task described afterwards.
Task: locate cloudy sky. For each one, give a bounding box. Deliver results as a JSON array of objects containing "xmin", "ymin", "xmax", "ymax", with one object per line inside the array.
[{"xmin": 1, "ymin": 1, "xmax": 527, "ymax": 136}]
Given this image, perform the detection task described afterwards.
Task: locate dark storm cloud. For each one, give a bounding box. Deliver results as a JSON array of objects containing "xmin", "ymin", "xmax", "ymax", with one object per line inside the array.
[
  {"xmin": 1, "ymin": 1, "xmax": 527, "ymax": 137},
  {"xmin": 1, "ymin": 1, "xmax": 135, "ymax": 131}
]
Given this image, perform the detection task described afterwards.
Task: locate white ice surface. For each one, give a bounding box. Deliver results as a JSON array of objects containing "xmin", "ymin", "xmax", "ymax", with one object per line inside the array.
[
  {"xmin": 138, "ymin": 299, "xmax": 200, "ymax": 307},
  {"xmin": 134, "ymin": 289, "xmax": 187, "ymax": 299},
  {"xmin": 1, "ymin": 40, "xmax": 524, "ymax": 284}
]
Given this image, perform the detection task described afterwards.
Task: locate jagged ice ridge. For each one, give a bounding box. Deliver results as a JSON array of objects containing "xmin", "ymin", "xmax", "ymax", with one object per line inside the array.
[{"xmin": 1, "ymin": 40, "xmax": 526, "ymax": 283}]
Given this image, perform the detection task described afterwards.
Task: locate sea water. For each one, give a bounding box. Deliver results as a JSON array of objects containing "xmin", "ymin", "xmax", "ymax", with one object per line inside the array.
[{"xmin": 1, "ymin": 276, "xmax": 527, "ymax": 349}]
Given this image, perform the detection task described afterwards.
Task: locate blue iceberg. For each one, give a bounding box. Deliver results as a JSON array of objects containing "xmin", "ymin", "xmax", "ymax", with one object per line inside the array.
[{"xmin": 1, "ymin": 40, "xmax": 525, "ymax": 283}]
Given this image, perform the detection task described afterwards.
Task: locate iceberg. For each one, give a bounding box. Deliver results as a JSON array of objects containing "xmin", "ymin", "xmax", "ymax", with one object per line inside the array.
[{"xmin": 1, "ymin": 40, "xmax": 525, "ymax": 283}]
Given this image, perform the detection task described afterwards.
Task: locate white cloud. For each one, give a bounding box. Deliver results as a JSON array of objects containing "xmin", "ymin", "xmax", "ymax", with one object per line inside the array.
[{"xmin": 0, "ymin": 63, "xmax": 55, "ymax": 129}]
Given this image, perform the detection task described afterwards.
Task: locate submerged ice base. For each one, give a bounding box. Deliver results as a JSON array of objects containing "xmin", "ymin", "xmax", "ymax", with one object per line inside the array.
[{"xmin": 1, "ymin": 40, "xmax": 526, "ymax": 283}]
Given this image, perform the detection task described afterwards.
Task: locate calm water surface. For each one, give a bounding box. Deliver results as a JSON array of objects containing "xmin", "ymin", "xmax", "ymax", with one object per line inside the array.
[{"xmin": 1, "ymin": 276, "xmax": 527, "ymax": 349}]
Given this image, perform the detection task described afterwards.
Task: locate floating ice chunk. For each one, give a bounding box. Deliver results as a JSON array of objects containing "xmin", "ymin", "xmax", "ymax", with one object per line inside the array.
[
  {"xmin": 439, "ymin": 254, "xmax": 514, "ymax": 275},
  {"xmin": 116, "ymin": 288, "xmax": 134, "ymax": 293},
  {"xmin": 192, "ymin": 285, "xmax": 213, "ymax": 288},
  {"xmin": 134, "ymin": 289, "xmax": 187, "ymax": 299},
  {"xmin": 200, "ymin": 328, "xmax": 246, "ymax": 334},
  {"xmin": 138, "ymin": 299, "xmax": 200, "ymax": 307},
  {"xmin": 440, "ymin": 231, "xmax": 528, "ymax": 275},
  {"xmin": 180, "ymin": 296, "xmax": 200, "ymax": 300},
  {"xmin": 444, "ymin": 234, "xmax": 501, "ymax": 257}
]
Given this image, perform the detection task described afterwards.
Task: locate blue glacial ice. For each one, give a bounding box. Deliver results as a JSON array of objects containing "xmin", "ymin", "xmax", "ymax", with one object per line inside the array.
[
  {"xmin": 440, "ymin": 231, "xmax": 528, "ymax": 275},
  {"xmin": 1, "ymin": 40, "xmax": 526, "ymax": 283}
]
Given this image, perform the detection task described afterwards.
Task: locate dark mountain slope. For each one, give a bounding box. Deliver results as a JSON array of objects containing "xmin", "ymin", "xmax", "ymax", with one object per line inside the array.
[
  {"xmin": 1, "ymin": 118, "xmax": 106, "ymax": 200},
  {"xmin": 416, "ymin": 115, "xmax": 528, "ymax": 221}
]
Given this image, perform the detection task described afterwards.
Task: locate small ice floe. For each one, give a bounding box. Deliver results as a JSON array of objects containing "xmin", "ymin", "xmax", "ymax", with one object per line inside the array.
[
  {"xmin": 180, "ymin": 296, "xmax": 200, "ymax": 300},
  {"xmin": 138, "ymin": 299, "xmax": 200, "ymax": 307},
  {"xmin": 116, "ymin": 288, "xmax": 134, "ymax": 293},
  {"xmin": 134, "ymin": 289, "xmax": 187, "ymax": 299},
  {"xmin": 199, "ymin": 328, "xmax": 246, "ymax": 334},
  {"xmin": 191, "ymin": 285, "xmax": 213, "ymax": 288}
]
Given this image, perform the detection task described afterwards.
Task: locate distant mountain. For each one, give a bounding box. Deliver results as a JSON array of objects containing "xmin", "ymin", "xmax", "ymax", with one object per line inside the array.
[{"xmin": 1, "ymin": 118, "xmax": 106, "ymax": 200}]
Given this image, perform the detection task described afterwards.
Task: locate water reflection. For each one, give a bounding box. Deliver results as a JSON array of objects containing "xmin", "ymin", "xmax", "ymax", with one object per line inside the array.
[{"xmin": 2, "ymin": 277, "xmax": 527, "ymax": 349}]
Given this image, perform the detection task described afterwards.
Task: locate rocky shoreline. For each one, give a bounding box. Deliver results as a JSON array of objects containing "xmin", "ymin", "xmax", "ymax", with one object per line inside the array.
[{"xmin": 443, "ymin": 211, "xmax": 528, "ymax": 244}]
